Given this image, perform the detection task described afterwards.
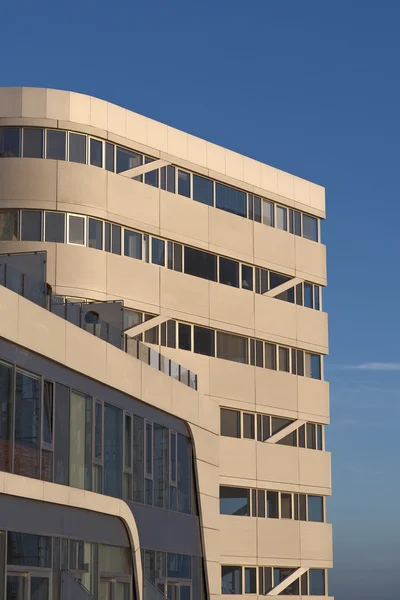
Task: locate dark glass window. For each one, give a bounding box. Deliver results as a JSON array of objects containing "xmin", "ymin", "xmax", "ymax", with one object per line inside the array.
[
  {"xmin": 217, "ymin": 332, "xmax": 248, "ymax": 364},
  {"xmin": 219, "ymin": 257, "xmax": 239, "ymax": 287},
  {"xmin": 178, "ymin": 170, "xmax": 191, "ymax": 197},
  {"xmin": 167, "ymin": 553, "xmax": 191, "ymax": 579},
  {"xmin": 309, "ymin": 570, "xmax": 325, "ymax": 595},
  {"xmin": 245, "ymin": 568, "xmax": 256, "ymax": 594},
  {"xmin": 14, "ymin": 372, "xmax": 40, "ymax": 478},
  {"xmin": 88, "ymin": 218, "xmax": 103, "ymax": 249},
  {"xmin": 289, "ymin": 210, "xmax": 302, "ymax": 236},
  {"xmin": 177, "ymin": 433, "xmax": 191, "ymax": 514},
  {"xmin": 21, "ymin": 210, "xmax": 42, "ymax": 241},
  {"xmin": 314, "ymin": 286, "xmax": 320, "ymax": 310},
  {"xmin": 243, "ymin": 413, "xmax": 255, "ymax": 439},
  {"xmin": 124, "ymin": 230, "xmax": 142, "ymax": 259},
  {"xmin": 308, "ymin": 496, "xmax": 324, "ymax": 522},
  {"xmin": 90, "ymin": 138, "xmax": 103, "ymax": 168},
  {"xmin": 68, "ymin": 215, "xmax": 85, "ymax": 245},
  {"xmin": 262, "ymin": 200, "xmax": 274, "ymax": 227},
  {"xmin": 267, "ymin": 491, "xmax": 278, "ymax": 518},
  {"xmin": 7, "ymin": 532, "xmax": 51, "ymax": 567},
  {"xmin": 303, "ymin": 215, "xmax": 319, "ymax": 242},
  {"xmin": 0, "ymin": 127, "xmax": 20, "ymax": 157},
  {"xmin": 241, "ymin": 265, "xmax": 253, "ymax": 291},
  {"xmin": 69, "ymin": 133, "xmax": 86, "ymax": 164},
  {"xmin": 216, "ymin": 183, "xmax": 246, "ymax": 217},
  {"xmin": 301, "ymin": 573, "xmax": 309, "ymax": 595},
  {"xmin": 194, "ymin": 326, "xmax": 215, "ymax": 356},
  {"xmin": 46, "ymin": 130, "xmax": 66, "ymax": 160},
  {"xmin": 270, "ymin": 272, "xmax": 290, "ymax": 290},
  {"xmin": 257, "ymin": 489, "xmax": 266, "ymax": 518},
  {"xmin": 133, "ymin": 415, "xmax": 144, "ymax": 503},
  {"xmin": 0, "ymin": 362, "xmax": 12, "ymax": 472},
  {"xmin": 45, "ymin": 212, "xmax": 65, "ymax": 242},
  {"xmin": 144, "ymin": 157, "xmax": 159, "ymax": 188},
  {"xmin": 174, "ymin": 243, "xmax": 182, "ymax": 272},
  {"xmin": 271, "ymin": 417, "xmax": 292, "ymax": 436},
  {"xmin": 23, "ymin": 128, "xmax": 43, "ymax": 158},
  {"xmin": 152, "ymin": 238, "xmax": 165, "ymax": 266},
  {"xmin": 296, "ymin": 282, "xmax": 303, "ymax": 306},
  {"xmin": 104, "ymin": 403, "xmax": 122, "ymax": 498},
  {"xmin": 278, "ymin": 346, "xmax": 290, "ymax": 372},
  {"xmin": 178, "ymin": 323, "xmax": 192, "ymax": 351},
  {"xmin": 54, "ymin": 383, "xmax": 70, "ymax": 485},
  {"xmin": 317, "ymin": 424, "xmax": 323, "ymax": 450},
  {"xmin": 307, "ymin": 423, "xmax": 317, "ymax": 449},
  {"xmin": 184, "ymin": 247, "xmax": 217, "ymax": 281},
  {"xmin": 222, "ymin": 566, "xmax": 242, "ymax": 595},
  {"xmin": 307, "ymin": 353, "xmax": 321, "ymax": 380},
  {"xmin": 153, "ymin": 424, "xmax": 168, "ymax": 508},
  {"xmin": 112, "ymin": 224, "xmax": 121, "ymax": 254},
  {"xmin": 105, "ymin": 143, "xmax": 115, "ymax": 172},
  {"xmin": 193, "ymin": 175, "xmax": 213, "ymax": 206},
  {"xmin": 297, "ymin": 350, "xmax": 304, "ymax": 376},
  {"xmin": 299, "ymin": 494, "xmax": 307, "ymax": 521},
  {"xmin": 304, "ymin": 283, "xmax": 313, "ymax": 308},
  {"xmin": 116, "ymin": 147, "xmax": 142, "ymax": 178},
  {"xmin": 280, "ymin": 493, "xmax": 292, "ymax": 519},
  {"xmin": 265, "ymin": 343, "xmax": 277, "ymax": 370},
  {"xmin": 298, "ymin": 424, "xmax": 306, "ymax": 448},
  {"xmin": 220, "ymin": 408, "xmax": 241, "ymax": 438},
  {"xmin": 256, "ymin": 268, "xmax": 269, "ymax": 294},
  {"xmin": 274, "ymin": 569, "xmax": 298, "ymax": 595},
  {"xmin": 249, "ymin": 195, "xmax": 261, "ymax": 223},
  {"xmin": 276, "ymin": 206, "xmax": 287, "ymax": 231},
  {"xmin": 42, "ymin": 380, "xmax": 53, "ymax": 445},
  {"xmin": 220, "ymin": 486, "xmax": 250, "ymax": 516},
  {"xmin": 104, "ymin": 222, "xmax": 111, "ymax": 252},
  {"xmin": 160, "ymin": 165, "xmax": 176, "ymax": 193}
]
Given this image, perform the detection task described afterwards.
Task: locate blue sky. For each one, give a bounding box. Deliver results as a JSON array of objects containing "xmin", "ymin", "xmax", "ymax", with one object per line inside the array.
[{"xmin": 2, "ymin": 0, "xmax": 400, "ymax": 597}]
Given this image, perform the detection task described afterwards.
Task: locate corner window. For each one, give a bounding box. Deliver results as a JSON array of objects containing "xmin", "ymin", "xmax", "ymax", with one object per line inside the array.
[
  {"xmin": 21, "ymin": 210, "xmax": 42, "ymax": 241},
  {"xmin": 217, "ymin": 332, "xmax": 248, "ymax": 364},
  {"xmin": 276, "ymin": 206, "xmax": 287, "ymax": 231},
  {"xmin": 88, "ymin": 218, "xmax": 103, "ymax": 250},
  {"xmin": 216, "ymin": 183, "xmax": 246, "ymax": 218},
  {"xmin": 303, "ymin": 214, "xmax": 319, "ymax": 242},
  {"xmin": 193, "ymin": 175, "xmax": 213, "ymax": 206},
  {"xmin": 90, "ymin": 138, "xmax": 103, "ymax": 168},
  {"xmin": 178, "ymin": 170, "xmax": 191, "ymax": 197},
  {"xmin": 194, "ymin": 326, "xmax": 215, "ymax": 356},
  {"xmin": 305, "ymin": 353, "xmax": 321, "ymax": 380},
  {"xmin": 219, "ymin": 257, "xmax": 239, "ymax": 287},
  {"xmin": 22, "ymin": 128, "xmax": 43, "ymax": 158},
  {"xmin": 220, "ymin": 486, "xmax": 250, "ymax": 516},
  {"xmin": 309, "ymin": 569, "xmax": 325, "ymax": 595},
  {"xmin": 68, "ymin": 214, "xmax": 85, "ymax": 245},
  {"xmin": 124, "ymin": 229, "xmax": 142, "ymax": 259},
  {"xmin": 220, "ymin": 408, "xmax": 241, "ymax": 438},
  {"xmin": 184, "ymin": 247, "xmax": 217, "ymax": 281},
  {"xmin": 69, "ymin": 133, "xmax": 87, "ymax": 164},
  {"xmin": 46, "ymin": 130, "xmax": 66, "ymax": 160},
  {"xmin": 222, "ymin": 566, "xmax": 242, "ymax": 595},
  {"xmin": 308, "ymin": 496, "xmax": 324, "ymax": 522},
  {"xmin": 0, "ymin": 127, "xmax": 20, "ymax": 157}
]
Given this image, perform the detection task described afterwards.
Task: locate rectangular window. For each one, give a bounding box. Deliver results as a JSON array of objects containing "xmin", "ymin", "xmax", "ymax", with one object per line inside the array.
[
  {"xmin": 7, "ymin": 532, "xmax": 51, "ymax": 567},
  {"xmin": 112, "ymin": 224, "xmax": 121, "ymax": 254},
  {"xmin": 160, "ymin": 165, "xmax": 176, "ymax": 193},
  {"xmin": 267, "ymin": 491, "xmax": 278, "ymax": 518},
  {"xmin": 42, "ymin": 380, "xmax": 53, "ymax": 445},
  {"xmin": 241, "ymin": 265, "xmax": 253, "ymax": 291},
  {"xmin": 45, "ymin": 212, "xmax": 65, "ymax": 242},
  {"xmin": 153, "ymin": 423, "xmax": 168, "ymax": 508},
  {"xmin": 297, "ymin": 350, "xmax": 305, "ymax": 376},
  {"xmin": 303, "ymin": 214, "xmax": 319, "ymax": 242},
  {"xmin": 216, "ymin": 183, "xmax": 246, "ymax": 218},
  {"xmin": 308, "ymin": 495, "xmax": 324, "ymax": 522},
  {"xmin": 14, "ymin": 371, "xmax": 40, "ymax": 478},
  {"xmin": 307, "ymin": 423, "xmax": 317, "ymax": 449},
  {"xmin": 21, "ymin": 210, "xmax": 42, "ymax": 241},
  {"xmin": 304, "ymin": 282, "xmax": 313, "ymax": 308},
  {"xmin": 184, "ymin": 247, "xmax": 217, "ymax": 281},
  {"xmin": 105, "ymin": 142, "xmax": 115, "ymax": 172},
  {"xmin": 220, "ymin": 408, "xmax": 241, "ymax": 438},
  {"xmin": 317, "ymin": 424, "xmax": 323, "ymax": 450},
  {"xmin": 289, "ymin": 209, "xmax": 302, "ymax": 236},
  {"xmin": 298, "ymin": 424, "xmax": 306, "ymax": 448},
  {"xmin": 178, "ymin": 323, "xmax": 192, "ymax": 351},
  {"xmin": 0, "ymin": 127, "xmax": 20, "ymax": 157},
  {"xmin": 46, "ymin": 129, "xmax": 66, "ymax": 160},
  {"xmin": 68, "ymin": 214, "xmax": 85, "ymax": 245},
  {"xmin": 0, "ymin": 210, "xmax": 17, "ymax": 241},
  {"xmin": 280, "ymin": 493, "xmax": 292, "ymax": 519},
  {"xmin": 173, "ymin": 243, "xmax": 183, "ymax": 272},
  {"xmin": 104, "ymin": 222, "xmax": 111, "ymax": 252},
  {"xmin": 177, "ymin": 433, "xmax": 191, "ymax": 514},
  {"xmin": 103, "ymin": 403, "xmax": 123, "ymax": 498},
  {"xmin": 274, "ymin": 569, "xmax": 298, "ymax": 595},
  {"xmin": 151, "ymin": 237, "xmax": 165, "ymax": 266},
  {"xmin": 69, "ymin": 133, "xmax": 87, "ymax": 164},
  {"xmin": 305, "ymin": 353, "xmax": 321, "ymax": 380},
  {"xmin": 301, "ymin": 572, "xmax": 309, "ymax": 595},
  {"xmin": 276, "ymin": 206, "xmax": 287, "ymax": 231},
  {"xmin": 116, "ymin": 147, "xmax": 142, "ymax": 177},
  {"xmin": 265, "ymin": 343, "xmax": 277, "ymax": 370},
  {"xmin": 133, "ymin": 415, "xmax": 144, "ymax": 503},
  {"xmin": 271, "ymin": 417, "xmax": 293, "ymax": 436},
  {"xmin": 278, "ymin": 347, "xmax": 290, "ymax": 372},
  {"xmin": 257, "ymin": 414, "xmax": 270, "ymax": 441},
  {"xmin": 178, "ymin": 170, "xmax": 191, "ymax": 197},
  {"xmin": 144, "ymin": 157, "xmax": 159, "ymax": 187},
  {"xmin": 193, "ymin": 175, "xmax": 213, "ymax": 206},
  {"xmin": 88, "ymin": 218, "xmax": 103, "ymax": 249},
  {"xmin": 194, "ymin": 326, "xmax": 215, "ymax": 356},
  {"xmin": 54, "ymin": 383, "xmax": 70, "ymax": 485},
  {"xmin": 90, "ymin": 138, "xmax": 103, "ymax": 168},
  {"xmin": 124, "ymin": 229, "xmax": 142, "ymax": 259},
  {"xmin": 69, "ymin": 391, "xmax": 87, "ymax": 489},
  {"xmin": 23, "ymin": 128, "xmax": 43, "ymax": 158},
  {"xmin": 217, "ymin": 332, "xmax": 248, "ymax": 364},
  {"xmin": 219, "ymin": 257, "xmax": 239, "ymax": 287},
  {"xmin": 222, "ymin": 566, "xmax": 242, "ymax": 595},
  {"xmin": 94, "ymin": 401, "xmax": 103, "ymax": 460},
  {"xmin": 299, "ymin": 494, "xmax": 307, "ymax": 521},
  {"xmin": 257, "ymin": 489, "xmax": 266, "ymax": 518},
  {"xmin": 314, "ymin": 286, "xmax": 320, "ymax": 310},
  {"xmin": 145, "ymin": 421, "xmax": 153, "ymax": 476},
  {"xmin": 244, "ymin": 568, "xmax": 256, "ymax": 594},
  {"xmin": 220, "ymin": 486, "xmax": 250, "ymax": 516},
  {"xmin": 0, "ymin": 362, "xmax": 12, "ymax": 473},
  {"xmin": 262, "ymin": 200, "xmax": 274, "ymax": 226},
  {"xmin": 243, "ymin": 413, "xmax": 255, "ymax": 439},
  {"xmin": 249, "ymin": 195, "xmax": 261, "ymax": 223},
  {"xmin": 309, "ymin": 570, "xmax": 325, "ymax": 595}
]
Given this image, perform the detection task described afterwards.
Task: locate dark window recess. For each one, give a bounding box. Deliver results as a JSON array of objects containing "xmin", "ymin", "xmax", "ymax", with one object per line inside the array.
[
  {"xmin": 184, "ymin": 246, "xmax": 217, "ymax": 281},
  {"xmin": 193, "ymin": 175, "xmax": 214, "ymax": 206},
  {"xmin": 245, "ymin": 567, "xmax": 257, "ymax": 594},
  {"xmin": 174, "ymin": 243, "xmax": 182, "ymax": 272},
  {"xmin": 21, "ymin": 210, "xmax": 42, "ymax": 241},
  {"xmin": 88, "ymin": 218, "xmax": 103, "ymax": 249},
  {"xmin": 124, "ymin": 230, "xmax": 142, "ymax": 259},
  {"xmin": 271, "ymin": 417, "xmax": 293, "ymax": 436},
  {"xmin": 303, "ymin": 214, "xmax": 319, "ymax": 242},
  {"xmin": 289, "ymin": 210, "xmax": 302, "ymax": 236},
  {"xmin": 222, "ymin": 566, "xmax": 242, "ymax": 595},
  {"xmin": 160, "ymin": 165, "xmax": 176, "ymax": 193},
  {"xmin": 219, "ymin": 257, "xmax": 239, "ymax": 287},
  {"xmin": 278, "ymin": 346, "xmax": 290, "ymax": 373},
  {"xmin": 220, "ymin": 486, "xmax": 250, "ymax": 516},
  {"xmin": 265, "ymin": 343, "xmax": 277, "ymax": 370},
  {"xmin": 255, "ymin": 268, "xmax": 269, "ymax": 295},
  {"xmin": 307, "ymin": 423, "xmax": 317, "ymax": 449},
  {"xmin": 216, "ymin": 183, "xmax": 247, "ymax": 218},
  {"xmin": 105, "ymin": 143, "xmax": 114, "ymax": 172},
  {"xmin": 166, "ymin": 320, "xmax": 176, "ymax": 348},
  {"xmin": 69, "ymin": 133, "xmax": 86, "ymax": 164},
  {"xmin": 280, "ymin": 493, "xmax": 292, "ymax": 518},
  {"xmin": 257, "ymin": 489, "xmax": 266, "ymax": 518},
  {"xmin": 178, "ymin": 170, "xmax": 191, "ymax": 197},
  {"xmin": 217, "ymin": 332, "xmax": 248, "ymax": 364},
  {"xmin": 194, "ymin": 326, "xmax": 215, "ymax": 356},
  {"xmin": 220, "ymin": 408, "xmax": 241, "ymax": 438},
  {"xmin": 304, "ymin": 282, "xmax": 313, "ymax": 308},
  {"xmin": 104, "ymin": 222, "xmax": 111, "ymax": 252},
  {"xmin": 298, "ymin": 425, "xmax": 306, "ymax": 448},
  {"xmin": 116, "ymin": 147, "xmax": 142, "ymax": 179},
  {"xmin": 90, "ymin": 138, "xmax": 103, "ymax": 168},
  {"xmin": 178, "ymin": 323, "xmax": 192, "ymax": 351},
  {"xmin": 241, "ymin": 265, "xmax": 253, "ymax": 291},
  {"xmin": 23, "ymin": 128, "xmax": 43, "ymax": 158},
  {"xmin": 299, "ymin": 493, "xmax": 307, "ymax": 521},
  {"xmin": 243, "ymin": 413, "xmax": 255, "ymax": 439},
  {"xmin": 111, "ymin": 224, "xmax": 121, "ymax": 255},
  {"xmin": 296, "ymin": 283, "xmax": 303, "ymax": 306},
  {"xmin": 267, "ymin": 491, "xmax": 278, "ymax": 518},
  {"xmin": 151, "ymin": 237, "xmax": 165, "ymax": 266},
  {"xmin": 46, "ymin": 130, "xmax": 66, "ymax": 160},
  {"xmin": 0, "ymin": 127, "xmax": 20, "ymax": 157},
  {"xmin": 145, "ymin": 157, "xmax": 159, "ymax": 187}
]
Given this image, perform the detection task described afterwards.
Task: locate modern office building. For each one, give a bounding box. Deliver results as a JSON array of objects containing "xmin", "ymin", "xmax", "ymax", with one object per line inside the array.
[{"xmin": 0, "ymin": 87, "xmax": 332, "ymax": 600}]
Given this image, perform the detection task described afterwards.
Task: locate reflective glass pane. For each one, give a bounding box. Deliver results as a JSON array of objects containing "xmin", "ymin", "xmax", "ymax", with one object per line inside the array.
[
  {"xmin": 219, "ymin": 257, "xmax": 239, "ymax": 287},
  {"xmin": 276, "ymin": 206, "xmax": 287, "ymax": 231},
  {"xmin": 309, "ymin": 569, "xmax": 325, "ymax": 595},
  {"xmin": 184, "ymin": 247, "xmax": 217, "ymax": 281},
  {"xmin": 0, "ymin": 128, "xmax": 20, "ymax": 157},
  {"xmin": 304, "ymin": 282, "xmax": 313, "ymax": 308},
  {"xmin": 90, "ymin": 138, "xmax": 103, "ymax": 167},
  {"xmin": 253, "ymin": 196, "xmax": 261, "ymax": 223},
  {"xmin": 46, "ymin": 129, "xmax": 66, "ymax": 160},
  {"xmin": 264, "ymin": 343, "xmax": 276, "ymax": 370},
  {"xmin": 104, "ymin": 403, "xmax": 123, "ymax": 497},
  {"xmin": 222, "ymin": 566, "xmax": 242, "ymax": 594},
  {"xmin": 31, "ymin": 577, "xmax": 49, "ymax": 600},
  {"xmin": 278, "ymin": 346, "xmax": 290, "ymax": 372},
  {"xmin": 178, "ymin": 170, "xmax": 191, "ymax": 197},
  {"xmin": 105, "ymin": 143, "xmax": 115, "ymax": 172},
  {"xmin": 177, "ymin": 434, "xmax": 191, "ymax": 514},
  {"xmin": 23, "ymin": 128, "xmax": 43, "ymax": 158},
  {"xmin": 0, "ymin": 209, "xmax": 18, "ymax": 240},
  {"xmin": 280, "ymin": 493, "xmax": 292, "ymax": 518},
  {"xmin": 69, "ymin": 133, "xmax": 86, "ymax": 164},
  {"xmin": 124, "ymin": 230, "xmax": 142, "ymax": 259},
  {"xmin": 178, "ymin": 323, "xmax": 191, "ymax": 351},
  {"xmin": 244, "ymin": 568, "xmax": 256, "ymax": 593},
  {"xmin": 45, "ymin": 212, "xmax": 65, "ymax": 242},
  {"xmin": 144, "ymin": 157, "xmax": 159, "ymax": 187},
  {"xmin": 241, "ymin": 264, "xmax": 253, "ymax": 291},
  {"xmin": 220, "ymin": 408, "xmax": 241, "ymax": 438},
  {"xmin": 116, "ymin": 147, "xmax": 142, "ymax": 177},
  {"xmin": 217, "ymin": 332, "xmax": 248, "ymax": 364},
  {"xmin": 88, "ymin": 218, "xmax": 103, "ymax": 249},
  {"xmin": 43, "ymin": 380, "xmax": 53, "ymax": 444},
  {"xmin": 267, "ymin": 491, "xmax": 278, "ymax": 518},
  {"xmin": 68, "ymin": 215, "xmax": 85, "ymax": 245},
  {"xmin": 7, "ymin": 575, "xmax": 26, "ymax": 600},
  {"xmin": 262, "ymin": 200, "xmax": 274, "ymax": 226},
  {"xmin": 0, "ymin": 362, "xmax": 12, "ymax": 472},
  {"xmin": 152, "ymin": 237, "xmax": 165, "ymax": 266},
  {"xmin": 308, "ymin": 495, "xmax": 324, "ymax": 522},
  {"xmin": 193, "ymin": 175, "xmax": 213, "ymax": 206},
  {"xmin": 314, "ymin": 286, "xmax": 320, "ymax": 310},
  {"xmin": 243, "ymin": 413, "xmax": 254, "ymax": 439},
  {"xmin": 194, "ymin": 326, "xmax": 214, "ymax": 356},
  {"xmin": 14, "ymin": 371, "xmax": 40, "ymax": 478},
  {"xmin": 21, "ymin": 210, "xmax": 42, "ymax": 241},
  {"xmin": 303, "ymin": 214, "xmax": 318, "ymax": 242},
  {"xmin": 215, "ymin": 183, "xmax": 246, "ymax": 217},
  {"xmin": 7, "ymin": 532, "xmax": 51, "ymax": 566},
  {"xmin": 112, "ymin": 224, "xmax": 121, "ymax": 255}
]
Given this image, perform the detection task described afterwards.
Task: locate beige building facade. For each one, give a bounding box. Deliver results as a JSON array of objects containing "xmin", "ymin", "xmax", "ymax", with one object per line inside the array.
[{"xmin": 0, "ymin": 87, "xmax": 332, "ymax": 600}]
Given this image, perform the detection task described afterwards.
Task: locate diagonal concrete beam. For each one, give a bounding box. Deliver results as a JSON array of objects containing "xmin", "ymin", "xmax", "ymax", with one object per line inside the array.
[
  {"xmin": 125, "ymin": 314, "xmax": 168, "ymax": 338},
  {"xmin": 119, "ymin": 159, "xmax": 171, "ymax": 179},
  {"xmin": 266, "ymin": 567, "xmax": 307, "ymax": 596},
  {"xmin": 266, "ymin": 419, "xmax": 306, "ymax": 444},
  {"xmin": 264, "ymin": 277, "xmax": 302, "ymax": 298}
]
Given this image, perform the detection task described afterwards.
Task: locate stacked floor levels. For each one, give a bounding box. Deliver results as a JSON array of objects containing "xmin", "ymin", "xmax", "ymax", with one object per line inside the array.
[{"xmin": 0, "ymin": 87, "xmax": 332, "ymax": 600}]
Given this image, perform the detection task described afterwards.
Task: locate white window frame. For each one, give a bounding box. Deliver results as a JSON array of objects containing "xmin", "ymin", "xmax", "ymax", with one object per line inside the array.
[{"xmin": 67, "ymin": 213, "xmax": 87, "ymax": 246}]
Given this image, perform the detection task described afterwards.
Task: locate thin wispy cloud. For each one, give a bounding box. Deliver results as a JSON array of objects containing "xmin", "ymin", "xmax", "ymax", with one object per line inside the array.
[{"xmin": 335, "ymin": 362, "xmax": 400, "ymax": 372}]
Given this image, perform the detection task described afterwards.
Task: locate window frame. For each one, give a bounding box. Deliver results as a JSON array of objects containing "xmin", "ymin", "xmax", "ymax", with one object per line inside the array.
[{"xmin": 67, "ymin": 213, "xmax": 87, "ymax": 246}]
